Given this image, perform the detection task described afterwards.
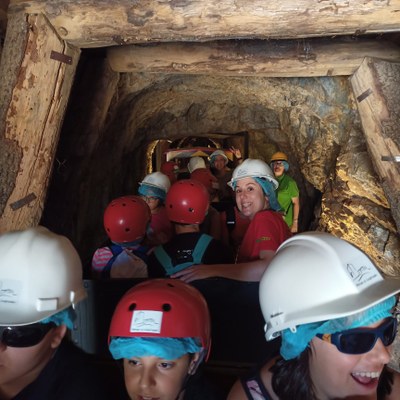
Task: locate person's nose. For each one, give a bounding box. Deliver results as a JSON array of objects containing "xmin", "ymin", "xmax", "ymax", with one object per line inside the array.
[
  {"xmin": 139, "ymin": 366, "xmax": 156, "ymax": 390},
  {"xmin": 365, "ymin": 338, "xmax": 392, "ymax": 366}
]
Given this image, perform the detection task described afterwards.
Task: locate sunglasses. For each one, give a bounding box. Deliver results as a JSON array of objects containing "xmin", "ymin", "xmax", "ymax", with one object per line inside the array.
[
  {"xmin": 316, "ymin": 317, "xmax": 398, "ymax": 355},
  {"xmin": 0, "ymin": 322, "xmax": 56, "ymax": 348}
]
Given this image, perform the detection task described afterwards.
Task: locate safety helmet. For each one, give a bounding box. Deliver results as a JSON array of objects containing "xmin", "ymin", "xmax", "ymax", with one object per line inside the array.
[
  {"xmin": 0, "ymin": 226, "xmax": 87, "ymax": 326},
  {"xmin": 228, "ymin": 158, "xmax": 278, "ymax": 190},
  {"xmin": 103, "ymin": 195, "xmax": 151, "ymax": 243},
  {"xmin": 161, "ymin": 161, "xmax": 179, "ymax": 184},
  {"xmin": 209, "ymin": 149, "xmax": 228, "ymax": 165},
  {"xmin": 108, "ymin": 279, "xmax": 211, "ymax": 359},
  {"xmin": 139, "ymin": 172, "xmax": 171, "ymax": 194},
  {"xmin": 166, "ymin": 179, "xmax": 209, "ymax": 224},
  {"xmin": 270, "ymin": 151, "xmax": 288, "ymax": 163},
  {"xmin": 190, "ymin": 168, "xmax": 219, "ymax": 194},
  {"xmin": 259, "ymin": 232, "xmax": 400, "ymax": 341},
  {"xmin": 187, "ymin": 156, "xmax": 206, "ymax": 173}
]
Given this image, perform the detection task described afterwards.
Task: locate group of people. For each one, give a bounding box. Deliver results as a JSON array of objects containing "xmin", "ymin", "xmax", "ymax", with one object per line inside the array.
[
  {"xmin": 91, "ymin": 149, "xmax": 300, "ymax": 282},
  {"xmin": 0, "ymin": 226, "xmax": 399, "ymax": 400},
  {"xmin": 0, "ymin": 148, "xmax": 399, "ymax": 400}
]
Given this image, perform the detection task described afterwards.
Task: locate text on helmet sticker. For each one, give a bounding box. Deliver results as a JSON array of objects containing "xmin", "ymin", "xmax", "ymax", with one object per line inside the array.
[
  {"xmin": 0, "ymin": 280, "xmax": 22, "ymax": 303},
  {"xmin": 130, "ymin": 310, "xmax": 163, "ymax": 333},
  {"xmin": 345, "ymin": 254, "xmax": 382, "ymax": 289}
]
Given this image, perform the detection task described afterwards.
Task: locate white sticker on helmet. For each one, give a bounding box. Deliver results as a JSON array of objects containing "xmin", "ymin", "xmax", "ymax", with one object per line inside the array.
[{"xmin": 130, "ymin": 310, "xmax": 163, "ymax": 333}]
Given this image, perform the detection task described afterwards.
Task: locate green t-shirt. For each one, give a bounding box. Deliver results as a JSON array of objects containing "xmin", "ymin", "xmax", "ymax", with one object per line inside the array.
[{"xmin": 276, "ymin": 174, "xmax": 299, "ymax": 227}]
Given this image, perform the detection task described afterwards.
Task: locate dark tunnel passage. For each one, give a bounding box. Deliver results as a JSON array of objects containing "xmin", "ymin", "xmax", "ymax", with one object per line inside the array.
[{"xmin": 40, "ymin": 48, "xmax": 399, "ymax": 277}]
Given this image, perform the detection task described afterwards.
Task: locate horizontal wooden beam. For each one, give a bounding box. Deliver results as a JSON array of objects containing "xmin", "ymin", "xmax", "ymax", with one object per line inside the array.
[
  {"xmin": 107, "ymin": 38, "xmax": 400, "ymax": 77},
  {"xmin": 10, "ymin": 0, "xmax": 400, "ymax": 48}
]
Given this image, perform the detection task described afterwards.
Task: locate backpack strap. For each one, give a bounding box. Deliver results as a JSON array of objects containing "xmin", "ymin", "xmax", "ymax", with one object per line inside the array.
[
  {"xmin": 154, "ymin": 234, "xmax": 213, "ymax": 276},
  {"xmin": 101, "ymin": 244, "xmax": 124, "ymax": 279}
]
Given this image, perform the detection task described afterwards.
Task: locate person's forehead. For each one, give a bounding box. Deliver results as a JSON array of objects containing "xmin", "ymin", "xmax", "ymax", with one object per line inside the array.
[{"xmin": 236, "ymin": 177, "xmax": 258, "ymax": 187}]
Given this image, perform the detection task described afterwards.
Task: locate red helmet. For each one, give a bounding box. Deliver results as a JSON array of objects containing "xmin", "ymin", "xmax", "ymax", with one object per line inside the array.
[
  {"xmin": 103, "ymin": 195, "xmax": 151, "ymax": 243},
  {"xmin": 191, "ymin": 168, "xmax": 219, "ymax": 195},
  {"xmin": 166, "ymin": 179, "xmax": 209, "ymax": 224},
  {"xmin": 108, "ymin": 279, "xmax": 211, "ymax": 359},
  {"xmin": 161, "ymin": 161, "xmax": 179, "ymax": 184}
]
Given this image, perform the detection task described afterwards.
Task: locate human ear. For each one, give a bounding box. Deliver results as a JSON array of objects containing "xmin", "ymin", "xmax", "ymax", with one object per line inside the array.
[
  {"xmin": 50, "ymin": 325, "xmax": 67, "ymax": 349},
  {"xmin": 188, "ymin": 353, "xmax": 201, "ymax": 375}
]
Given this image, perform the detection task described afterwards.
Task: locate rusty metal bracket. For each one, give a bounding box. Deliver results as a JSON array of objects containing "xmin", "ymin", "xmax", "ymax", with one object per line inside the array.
[
  {"xmin": 381, "ymin": 156, "xmax": 400, "ymax": 162},
  {"xmin": 50, "ymin": 50, "xmax": 72, "ymax": 65},
  {"xmin": 356, "ymin": 88, "xmax": 373, "ymax": 103},
  {"xmin": 10, "ymin": 193, "xmax": 37, "ymax": 211}
]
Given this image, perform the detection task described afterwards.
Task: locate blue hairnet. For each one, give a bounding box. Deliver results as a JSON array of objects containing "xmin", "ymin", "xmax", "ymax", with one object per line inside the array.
[
  {"xmin": 270, "ymin": 161, "xmax": 289, "ymax": 172},
  {"xmin": 253, "ymin": 177, "xmax": 281, "ymax": 211},
  {"xmin": 280, "ymin": 296, "xmax": 396, "ymax": 360},
  {"xmin": 138, "ymin": 184, "xmax": 167, "ymax": 201},
  {"xmin": 109, "ymin": 337, "xmax": 202, "ymax": 360},
  {"xmin": 41, "ymin": 307, "xmax": 76, "ymax": 330}
]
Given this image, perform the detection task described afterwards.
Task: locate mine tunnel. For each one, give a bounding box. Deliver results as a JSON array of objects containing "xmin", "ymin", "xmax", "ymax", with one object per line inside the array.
[{"xmin": 1, "ymin": 2, "xmax": 400, "ymax": 397}]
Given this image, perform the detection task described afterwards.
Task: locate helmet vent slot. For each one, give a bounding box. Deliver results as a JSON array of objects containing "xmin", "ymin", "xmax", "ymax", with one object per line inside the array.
[
  {"xmin": 128, "ymin": 303, "xmax": 136, "ymax": 311},
  {"xmin": 162, "ymin": 303, "xmax": 171, "ymax": 311}
]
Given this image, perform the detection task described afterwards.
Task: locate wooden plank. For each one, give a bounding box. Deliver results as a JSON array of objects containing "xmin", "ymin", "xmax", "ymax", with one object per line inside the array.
[
  {"xmin": 350, "ymin": 57, "xmax": 400, "ymax": 232},
  {"xmin": 108, "ymin": 38, "xmax": 400, "ymax": 77},
  {"xmin": 0, "ymin": 13, "xmax": 80, "ymax": 232},
  {"xmin": 9, "ymin": 0, "xmax": 400, "ymax": 48}
]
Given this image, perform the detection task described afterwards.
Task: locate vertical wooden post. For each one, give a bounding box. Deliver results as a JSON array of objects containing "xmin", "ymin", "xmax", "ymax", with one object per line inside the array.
[
  {"xmin": 0, "ymin": 12, "xmax": 80, "ymax": 231},
  {"xmin": 350, "ymin": 57, "xmax": 400, "ymax": 232}
]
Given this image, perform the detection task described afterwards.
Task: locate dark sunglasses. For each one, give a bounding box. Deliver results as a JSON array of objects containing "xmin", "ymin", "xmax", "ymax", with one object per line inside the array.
[
  {"xmin": 316, "ymin": 317, "xmax": 398, "ymax": 355},
  {"xmin": 0, "ymin": 322, "xmax": 56, "ymax": 348}
]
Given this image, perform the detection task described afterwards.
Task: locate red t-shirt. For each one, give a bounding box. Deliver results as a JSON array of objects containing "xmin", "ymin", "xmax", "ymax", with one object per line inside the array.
[{"xmin": 237, "ymin": 210, "xmax": 291, "ymax": 262}]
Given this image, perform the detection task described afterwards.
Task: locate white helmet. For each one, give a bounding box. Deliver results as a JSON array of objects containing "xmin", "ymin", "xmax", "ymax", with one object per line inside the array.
[
  {"xmin": 259, "ymin": 232, "xmax": 400, "ymax": 341},
  {"xmin": 187, "ymin": 156, "xmax": 206, "ymax": 173},
  {"xmin": 139, "ymin": 172, "xmax": 171, "ymax": 193},
  {"xmin": 209, "ymin": 149, "xmax": 228, "ymax": 164},
  {"xmin": 228, "ymin": 158, "xmax": 278, "ymax": 190},
  {"xmin": 0, "ymin": 226, "xmax": 87, "ymax": 326}
]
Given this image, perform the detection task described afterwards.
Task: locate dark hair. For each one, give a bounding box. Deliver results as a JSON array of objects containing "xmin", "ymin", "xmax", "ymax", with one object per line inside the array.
[
  {"xmin": 270, "ymin": 350, "xmax": 316, "ymax": 400},
  {"xmin": 270, "ymin": 351, "xmax": 393, "ymax": 400}
]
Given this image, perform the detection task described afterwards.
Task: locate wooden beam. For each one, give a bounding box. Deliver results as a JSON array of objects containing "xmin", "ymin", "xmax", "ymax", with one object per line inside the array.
[
  {"xmin": 350, "ymin": 57, "xmax": 400, "ymax": 232},
  {"xmin": 9, "ymin": 0, "xmax": 400, "ymax": 48},
  {"xmin": 0, "ymin": 13, "xmax": 80, "ymax": 232},
  {"xmin": 107, "ymin": 38, "xmax": 400, "ymax": 77}
]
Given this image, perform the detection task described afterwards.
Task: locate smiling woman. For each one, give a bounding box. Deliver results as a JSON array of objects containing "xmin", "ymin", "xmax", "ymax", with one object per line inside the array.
[{"xmin": 227, "ymin": 232, "xmax": 400, "ymax": 400}]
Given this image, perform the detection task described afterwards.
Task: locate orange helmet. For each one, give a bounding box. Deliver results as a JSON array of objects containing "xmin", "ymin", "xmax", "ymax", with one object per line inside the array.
[
  {"xmin": 166, "ymin": 179, "xmax": 209, "ymax": 224},
  {"xmin": 108, "ymin": 279, "xmax": 211, "ymax": 359},
  {"xmin": 103, "ymin": 196, "xmax": 151, "ymax": 243},
  {"xmin": 270, "ymin": 151, "xmax": 288, "ymax": 163}
]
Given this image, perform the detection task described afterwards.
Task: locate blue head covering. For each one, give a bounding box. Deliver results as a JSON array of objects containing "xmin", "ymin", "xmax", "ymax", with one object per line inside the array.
[
  {"xmin": 138, "ymin": 184, "xmax": 167, "ymax": 202},
  {"xmin": 280, "ymin": 296, "xmax": 396, "ymax": 360},
  {"xmin": 253, "ymin": 177, "xmax": 282, "ymax": 212},
  {"xmin": 41, "ymin": 307, "xmax": 76, "ymax": 330},
  {"xmin": 109, "ymin": 337, "xmax": 202, "ymax": 360}
]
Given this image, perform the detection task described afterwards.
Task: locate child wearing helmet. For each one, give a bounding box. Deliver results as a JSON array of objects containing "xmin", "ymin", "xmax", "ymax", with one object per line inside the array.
[
  {"xmin": 228, "ymin": 232, "xmax": 400, "ymax": 400},
  {"xmin": 172, "ymin": 159, "xmax": 291, "ymax": 283},
  {"xmin": 91, "ymin": 195, "xmax": 151, "ymax": 279},
  {"xmin": 269, "ymin": 151, "xmax": 300, "ymax": 233},
  {"xmin": 147, "ymin": 179, "xmax": 234, "ymax": 278},
  {"xmin": 138, "ymin": 172, "xmax": 174, "ymax": 247},
  {"xmin": 0, "ymin": 226, "xmax": 119, "ymax": 400},
  {"xmin": 108, "ymin": 279, "xmax": 220, "ymax": 400}
]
